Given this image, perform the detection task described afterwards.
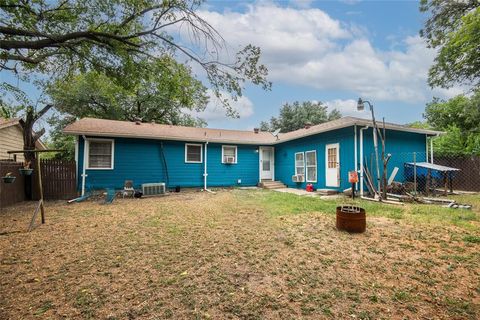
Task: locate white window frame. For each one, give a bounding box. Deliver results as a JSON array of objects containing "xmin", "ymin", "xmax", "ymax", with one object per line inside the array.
[
  {"xmin": 294, "ymin": 152, "xmax": 305, "ymax": 176},
  {"xmin": 85, "ymin": 138, "xmax": 115, "ymax": 170},
  {"xmin": 305, "ymin": 150, "xmax": 317, "ymax": 183},
  {"xmin": 221, "ymin": 145, "xmax": 238, "ymax": 164},
  {"xmin": 185, "ymin": 143, "xmax": 203, "ymax": 163}
]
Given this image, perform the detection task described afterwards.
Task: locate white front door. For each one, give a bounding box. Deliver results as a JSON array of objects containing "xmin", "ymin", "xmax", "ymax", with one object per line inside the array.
[
  {"xmin": 260, "ymin": 147, "xmax": 274, "ymax": 180},
  {"xmin": 325, "ymin": 143, "xmax": 340, "ymax": 187}
]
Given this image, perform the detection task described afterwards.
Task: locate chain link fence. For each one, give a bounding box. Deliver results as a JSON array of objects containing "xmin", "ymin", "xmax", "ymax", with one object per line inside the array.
[{"xmin": 364, "ymin": 151, "xmax": 480, "ymax": 196}]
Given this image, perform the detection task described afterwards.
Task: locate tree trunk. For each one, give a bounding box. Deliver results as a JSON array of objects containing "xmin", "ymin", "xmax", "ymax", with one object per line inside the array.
[
  {"xmin": 20, "ymin": 104, "xmax": 52, "ymax": 164},
  {"xmin": 22, "ymin": 107, "xmax": 36, "ymax": 164}
]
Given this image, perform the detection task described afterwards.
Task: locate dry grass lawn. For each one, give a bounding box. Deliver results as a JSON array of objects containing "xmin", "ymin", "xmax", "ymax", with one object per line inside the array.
[{"xmin": 1, "ymin": 189, "xmax": 479, "ymax": 319}]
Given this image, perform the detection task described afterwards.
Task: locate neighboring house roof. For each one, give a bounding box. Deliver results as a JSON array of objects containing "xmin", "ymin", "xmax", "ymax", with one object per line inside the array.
[
  {"xmin": 0, "ymin": 117, "xmax": 21, "ymax": 130},
  {"xmin": 0, "ymin": 117, "xmax": 47, "ymax": 150},
  {"xmin": 63, "ymin": 116, "xmax": 443, "ymax": 145}
]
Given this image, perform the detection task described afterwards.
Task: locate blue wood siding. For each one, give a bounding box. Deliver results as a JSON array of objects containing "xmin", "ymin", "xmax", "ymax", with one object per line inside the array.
[
  {"xmin": 206, "ymin": 143, "xmax": 260, "ymax": 187},
  {"xmin": 76, "ymin": 126, "xmax": 428, "ymax": 191},
  {"xmin": 77, "ymin": 137, "xmax": 260, "ymax": 190},
  {"xmin": 274, "ymin": 127, "xmax": 355, "ymax": 190},
  {"xmin": 358, "ymin": 127, "xmax": 427, "ymax": 186},
  {"xmin": 275, "ymin": 126, "xmax": 428, "ymax": 191}
]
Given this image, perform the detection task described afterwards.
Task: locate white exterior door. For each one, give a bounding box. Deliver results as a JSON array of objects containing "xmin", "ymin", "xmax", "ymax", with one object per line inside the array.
[
  {"xmin": 325, "ymin": 143, "xmax": 340, "ymax": 187},
  {"xmin": 260, "ymin": 147, "xmax": 274, "ymax": 180}
]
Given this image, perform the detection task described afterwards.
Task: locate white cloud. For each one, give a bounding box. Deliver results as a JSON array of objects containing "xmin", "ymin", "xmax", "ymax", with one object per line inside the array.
[
  {"xmin": 324, "ymin": 99, "xmax": 370, "ymax": 118},
  {"xmin": 186, "ymin": 90, "xmax": 254, "ymax": 121},
  {"xmin": 196, "ymin": 3, "xmax": 451, "ymax": 104}
]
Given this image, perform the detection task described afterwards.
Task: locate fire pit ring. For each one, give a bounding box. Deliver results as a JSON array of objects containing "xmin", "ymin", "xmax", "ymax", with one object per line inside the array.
[{"xmin": 336, "ymin": 205, "xmax": 366, "ymax": 233}]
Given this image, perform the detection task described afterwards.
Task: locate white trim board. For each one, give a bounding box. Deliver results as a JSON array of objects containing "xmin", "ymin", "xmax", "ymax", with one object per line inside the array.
[
  {"xmin": 85, "ymin": 138, "xmax": 115, "ymax": 170},
  {"xmin": 185, "ymin": 143, "xmax": 203, "ymax": 163},
  {"xmin": 221, "ymin": 145, "xmax": 238, "ymax": 164}
]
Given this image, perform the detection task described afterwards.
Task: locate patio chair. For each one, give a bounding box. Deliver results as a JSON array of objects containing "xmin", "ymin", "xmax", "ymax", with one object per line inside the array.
[{"xmin": 123, "ymin": 180, "xmax": 135, "ymax": 198}]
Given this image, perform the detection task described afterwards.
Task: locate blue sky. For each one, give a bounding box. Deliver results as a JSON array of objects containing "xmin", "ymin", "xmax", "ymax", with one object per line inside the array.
[
  {"xmin": 1, "ymin": 0, "xmax": 463, "ymax": 132},
  {"xmin": 188, "ymin": 0, "xmax": 462, "ymax": 130}
]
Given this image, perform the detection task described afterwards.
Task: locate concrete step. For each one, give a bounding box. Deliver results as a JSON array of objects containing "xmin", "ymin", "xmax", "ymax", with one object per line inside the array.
[{"xmin": 259, "ymin": 181, "xmax": 287, "ymax": 189}]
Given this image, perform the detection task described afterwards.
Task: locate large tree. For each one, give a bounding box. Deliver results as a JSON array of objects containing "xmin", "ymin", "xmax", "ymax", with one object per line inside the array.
[
  {"xmin": 260, "ymin": 101, "xmax": 341, "ymax": 133},
  {"xmin": 420, "ymin": 0, "xmax": 480, "ymax": 89},
  {"xmin": 424, "ymin": 90, "xmax": 480, "ymax": 155},
  {"xmin": 48, "ymin": 57, "xmax": 209, "ymax": 124},
  {"xmin": 0, "ymin": 0, "xmax": 270, "ymax": 161}
]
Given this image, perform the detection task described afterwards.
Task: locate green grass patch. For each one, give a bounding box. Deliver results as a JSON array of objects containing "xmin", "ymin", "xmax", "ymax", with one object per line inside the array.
[
  {"xmin": 463, "ymin": 235, "xmax": 480, "ymax": 243},
  {"xmin": 34, "ymin": 301, "xmax": 53, "ymax": 316},
  {"xmin": 234, "ymin": 190, "xmax": 480, "ymax": 230}
]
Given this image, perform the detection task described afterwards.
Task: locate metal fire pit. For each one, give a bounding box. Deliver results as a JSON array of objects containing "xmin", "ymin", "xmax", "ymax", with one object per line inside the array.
[{"xmin": 336, "ymin": 206, "xmax": 366, "ymax": 233}]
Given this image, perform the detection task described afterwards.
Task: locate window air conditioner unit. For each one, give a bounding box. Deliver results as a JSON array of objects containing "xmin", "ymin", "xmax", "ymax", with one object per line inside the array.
[
  {"xmin": 292, "ymin": 174, "xmax": 304, "ymax": 183},
  {"xmin": 225, "ymin": 156, "xmax": 235, "ymax": 164}
]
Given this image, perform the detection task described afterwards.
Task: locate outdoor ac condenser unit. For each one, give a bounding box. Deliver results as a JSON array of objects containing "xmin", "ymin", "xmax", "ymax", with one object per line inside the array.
[
  {"xmin": 142, "ymin": 182, "xmax": 166, "ymax": 196},
  {"xmin": 292, "ymin": 174, "xmax": 305, "ymax": 183}
]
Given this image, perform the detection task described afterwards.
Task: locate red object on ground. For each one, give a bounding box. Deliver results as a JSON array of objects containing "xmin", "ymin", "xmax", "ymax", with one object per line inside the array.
[{"xmin": 306, "ymin": 184, "xmax": 314, "ymax": 192}]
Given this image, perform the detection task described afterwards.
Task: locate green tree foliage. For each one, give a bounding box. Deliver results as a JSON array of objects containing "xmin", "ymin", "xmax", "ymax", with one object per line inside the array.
[
  {"xmin": 420, "ymin": 1, "xmax": 480, "ymax": 89},
  {"xmin": 424, "ymin": 91, "xmax": 480, "ymax": 155},
  {"xmin": 48, "ymin": 57, "xmax": 208, "ymax": 125},
  {"xmin": 259, "ymin": 101, "xmax": 341, "ymax": 133},
  {"xmin": 0, "ymin": 0, "xmax": 270, "ymax": 108},
  {"xmin": 407, "ymin": 121, "xmax": 431, "ymax": 129},
  {"xmin": 1, "ymin": 0, "xmax": 271, "ymax": 159}
]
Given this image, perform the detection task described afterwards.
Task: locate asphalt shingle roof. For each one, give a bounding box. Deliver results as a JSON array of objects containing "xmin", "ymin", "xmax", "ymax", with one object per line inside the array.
[{"xmin": 63, "ymin": 116, "xmax": 442, "ymax": 145}]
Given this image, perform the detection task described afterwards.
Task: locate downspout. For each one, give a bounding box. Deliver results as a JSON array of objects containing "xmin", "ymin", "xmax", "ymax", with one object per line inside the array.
[
  {"xmin": 359, "ymin": 126, "xmax": 369, "ymax": 197},
  {"xmin": 81, "ymin": 135, "xmax": 87, "ymax": 196},
  {"xmin": 74, "ymin": 136, "xmax": 79, "ymax": 189},
  {"xmin": 354, "ymin": 125, "xmax": 358, "ymax": 190},
  {"xmin": 203, "ymin": 141, "xmax": 208, "ymax": 191},
  {"xmin": 425, "ymin": 134, "xmax": 429, "ymax": 163},
  {"xmin": 430, "ymin": 135, "xmax": 435, "ymax": 164}
]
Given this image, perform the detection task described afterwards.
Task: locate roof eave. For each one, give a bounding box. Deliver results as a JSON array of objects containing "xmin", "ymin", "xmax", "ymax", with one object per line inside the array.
[{"xmin": 63, "ymin": 130, "xmax": 276, "ymax": 145}]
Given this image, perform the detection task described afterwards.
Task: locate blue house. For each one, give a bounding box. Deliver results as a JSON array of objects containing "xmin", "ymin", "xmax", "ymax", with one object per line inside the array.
[{"xmin": 64, "ymin": 117, "xmax": 441, "ymax": 195}]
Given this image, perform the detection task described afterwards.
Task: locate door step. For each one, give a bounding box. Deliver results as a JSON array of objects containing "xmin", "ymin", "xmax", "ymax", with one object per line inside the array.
[
  {"xmin": 259, "ymin": 181, "xmax": 287, "ymax": 189},
  {"xmin": 316, "ymin": 189, "xmax": 339, "ymax": 195}
]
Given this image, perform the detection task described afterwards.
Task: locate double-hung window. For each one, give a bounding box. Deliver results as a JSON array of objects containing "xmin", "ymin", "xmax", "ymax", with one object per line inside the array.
[
  {"xmin": 294, "ymin": 152, "xmax": 305, "ymax": 177},
  {"xmin": 222, "ymin": 145, "xmax": 237, "ymax": 164},
  {"xmin": 86, "ymin": 139, "xmax": 114, "ymax": 169},
  {"xmin": 305, "ymin": 150, "xmax": 317, "ymax": 182},
  {"xmin": 185, "ymin": 144, "xmax": 203, "ymax": 163}
]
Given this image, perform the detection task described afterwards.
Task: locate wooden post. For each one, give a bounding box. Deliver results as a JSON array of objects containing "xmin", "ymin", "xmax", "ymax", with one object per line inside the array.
[
  {"xmin": 443, "ymin": 172, "xmax": 448, "ymax": 196},
  {"xmin": 37, "ymin": 156, "xmax": 45, "ymax": 224}
]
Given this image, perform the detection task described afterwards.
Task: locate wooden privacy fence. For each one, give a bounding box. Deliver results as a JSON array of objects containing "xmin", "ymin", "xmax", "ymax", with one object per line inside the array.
[
  {"xmin": 33, "ymin": 159, "xmax": 77, "ymax": 201},
  {"xmin": 435, "ymin": 156, "xmax": 480, "ymax": 192},
  {"xmin": 0, "ymin": 161, "xmax": 26, "ymax": 209},
  {"xmin": 0, "ymin": 159, "xmax": 76, "ymax": 209}
]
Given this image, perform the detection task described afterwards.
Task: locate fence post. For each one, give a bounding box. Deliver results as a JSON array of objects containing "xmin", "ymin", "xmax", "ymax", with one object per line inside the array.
[{"xmin": 413, "ymin": 152, "xmax": 417, "ymax": 195}]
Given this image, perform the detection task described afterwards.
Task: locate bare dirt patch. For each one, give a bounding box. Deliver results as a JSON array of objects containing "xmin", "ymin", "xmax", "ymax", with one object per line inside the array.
[{"xmin": 1, "ymin": 190, "xmax": 479, "ymax": 319}]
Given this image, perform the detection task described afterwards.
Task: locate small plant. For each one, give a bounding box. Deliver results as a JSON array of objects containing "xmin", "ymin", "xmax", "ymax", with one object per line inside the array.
[
  {"xmin": 23, "ymin": 160, "xmax": 31, "ymax": 169},
  {"xmin": 2, "ymin": 172, "xmax": 16, "ymax": 183},
  {"xmin": 19, "ymin": 160, "xmax": 34, "ymax": 175}
]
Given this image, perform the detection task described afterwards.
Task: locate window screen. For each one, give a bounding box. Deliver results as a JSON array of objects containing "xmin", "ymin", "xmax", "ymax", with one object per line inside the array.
[
  {"xmin": 305, "ymin": 150, "xmax": 317, "ymax": 182},
  {"xmin": 295, "ymin": 152, "xmax": 305, "ymax": 176},
  {"xmin": 222, "ymin": 146, "xmax": 237, "ymax": 163},
  {"xmin": 88, "ymin": 140, "xmax": 113, "ymax": 168},
  {"xmin": 186, "ymin": 144, "xmax": 202, "ymax": 163}
]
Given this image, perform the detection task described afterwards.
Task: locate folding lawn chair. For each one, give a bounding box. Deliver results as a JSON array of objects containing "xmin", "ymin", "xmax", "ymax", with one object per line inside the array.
[{"xmin": 123, "ymin": 180, "xmax": 135, "ymax": 198}]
